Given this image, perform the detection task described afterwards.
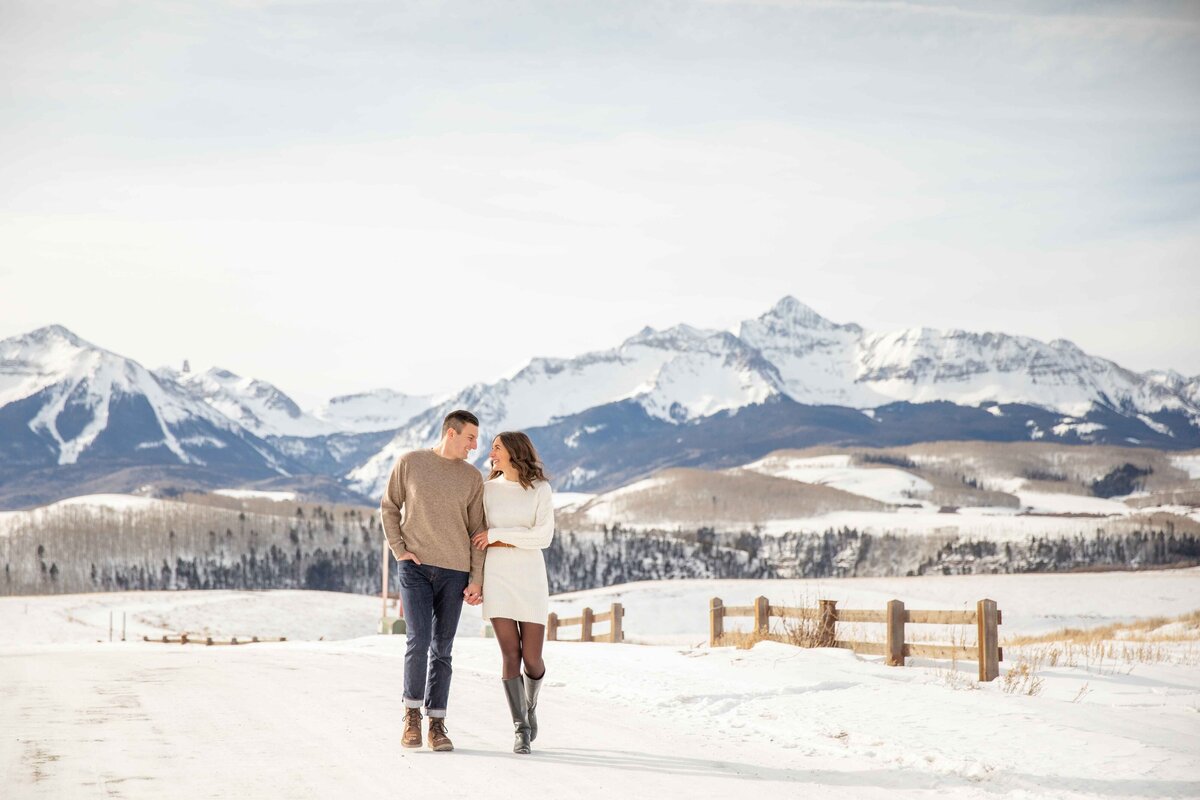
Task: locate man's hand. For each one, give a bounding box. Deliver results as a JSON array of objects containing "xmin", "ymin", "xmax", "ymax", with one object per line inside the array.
[
  {"xmin": 396, "ymin": 551, "xmax": 422, "ymax": 565},
  {"xmin": 463, "ymin": 583, "xmax": 483, "ymax": 606},
  {"xmin": 471, "ymin": 529, "xmax": 490, "ymax": 550}
]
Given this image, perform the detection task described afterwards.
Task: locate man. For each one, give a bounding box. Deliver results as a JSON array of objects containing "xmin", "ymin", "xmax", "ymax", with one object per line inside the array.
[{"xmin": 381, "ymin": 409, "xmax": 486, "ymax": 752}]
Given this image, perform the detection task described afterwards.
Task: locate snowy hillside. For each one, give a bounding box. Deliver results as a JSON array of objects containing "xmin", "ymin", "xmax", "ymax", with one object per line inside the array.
[
  {"xmin": 2, "ymin": 574, "xmax": 1197, "ymax": 799},
  {"xmin": 566, "ymin": 441, "xmax": 1200, "ymax": 537}
]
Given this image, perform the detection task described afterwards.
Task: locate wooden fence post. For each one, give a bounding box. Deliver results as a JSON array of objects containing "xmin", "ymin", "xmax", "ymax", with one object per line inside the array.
[
  {"xmin": 977, "ymin": 599, "xmax": 1000, "ymax": 681},
  {"xmin": 710, "ymin": 598, "xmax": 724, "ymax": 646},
  {"xmin": 818, "ymin": 599, "xmax": 838, "ymax": 647},
  {"xmin": 546, "ymin": 612, "xmax": 558, "ymax": 641},
  {"xmin": 581, "ymin": 607, "xmax": 594, "ymax": 642},
  {"xmin": 886, "ymin": 600, "xmax": 906, "ymax": 667},
  {"xmin": 380, "ymin": 538, "xmax": 390, "ymax": 622},
  {"xmin": 610, "ymin": 603, "xmax": 623, "ymax": 643},
  {"xmin": 754, "ymin": 596, "xmax": 770, "ymax": 637}
]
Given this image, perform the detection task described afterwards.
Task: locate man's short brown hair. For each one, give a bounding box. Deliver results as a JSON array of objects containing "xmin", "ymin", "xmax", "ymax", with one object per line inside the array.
[{"xmin": 442, "ymin": 409, "xmax": 480, "ymax": 435}]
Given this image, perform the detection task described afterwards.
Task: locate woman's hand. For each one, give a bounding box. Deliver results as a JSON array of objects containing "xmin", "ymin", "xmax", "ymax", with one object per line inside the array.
[{"xmin": 471, "ymin": 529, "xmax": 490, "ymax": 550}]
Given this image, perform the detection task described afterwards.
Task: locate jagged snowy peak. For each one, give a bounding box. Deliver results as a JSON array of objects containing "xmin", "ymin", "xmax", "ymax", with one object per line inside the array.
[
  {"xmin": 1145, "ymin": 369, "xmax": 1200, "ymax": 408},
  {"xmin": 739, "ymin": 296, "xmax": 871, "ymax": 406},
  {"xmin": 740, "ymin": 298, "xmax": 1199, "ymax": 422},
  {"xmin": 0, "ymin": 326, "xmax": 288, "ymax": 474},
  {"xmin": 346, "ymin": 324, "xmax": 788, "ymax": 498},
  {"xmin": 636, "ymin": 331, "xmax": 785, "ymax": 422},
  {"xmin": 312, "ymin": 389, "xmax": 437, "ymax": 434},
  {"xmin": 160, "ymin": 366, "xmax": 335, "ymax": 439},
  {"xmin": 856, "ymin": 330, "xmax": 1191, "ymax": 419}
]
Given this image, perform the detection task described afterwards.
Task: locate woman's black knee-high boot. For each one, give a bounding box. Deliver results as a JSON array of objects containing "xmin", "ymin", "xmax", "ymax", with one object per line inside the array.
[
  {"xmin": 524, "ymin": 672, "xmax": 544, "ymax": 742},
  {"xmin": 502, "ymin": 677, "xmax": 532, "ymax": 754}
]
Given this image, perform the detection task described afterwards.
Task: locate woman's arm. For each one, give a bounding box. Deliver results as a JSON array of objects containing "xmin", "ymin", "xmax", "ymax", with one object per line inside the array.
[{"xmin": 488, "ymin": 483, "xmax": 555, "ymax": 549}]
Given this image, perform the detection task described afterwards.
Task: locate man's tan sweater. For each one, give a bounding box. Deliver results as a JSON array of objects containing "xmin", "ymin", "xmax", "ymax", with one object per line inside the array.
[{"xmin": 380, "ymin": 449, "xmax": 486, "ymax": 585}]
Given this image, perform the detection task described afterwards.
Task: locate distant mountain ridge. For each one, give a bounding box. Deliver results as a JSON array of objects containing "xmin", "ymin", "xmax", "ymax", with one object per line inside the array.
[
  {"xmin": 0, "ymin": 326, "xmax": 296, "ymax": 507},
  {"xmin": 347, "ymin": 297, "xmax": 1200, "ymax": 497},
  {"xmin": 2, "ymin": 298, "xmax": 1198, "ymax": 508}
]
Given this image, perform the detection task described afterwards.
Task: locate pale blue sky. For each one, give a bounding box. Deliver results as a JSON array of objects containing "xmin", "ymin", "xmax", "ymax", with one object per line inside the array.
[{"xmin": 2, "ymin": 1, "xmax": 1198, "ymax": 405}]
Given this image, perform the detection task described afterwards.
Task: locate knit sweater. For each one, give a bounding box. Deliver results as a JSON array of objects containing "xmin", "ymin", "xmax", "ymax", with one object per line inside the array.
[
  {"xmin": 484, "ymin": 478, "xmax": 555, "ymax": 549},
  {"xmin": 380, "ymin": 449, "xmax": 486, "ymax": 585}
]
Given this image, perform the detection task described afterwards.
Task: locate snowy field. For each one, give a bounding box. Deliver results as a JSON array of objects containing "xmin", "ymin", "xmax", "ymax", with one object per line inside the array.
[{"xmin": 3, "ymin": 570, "xmax": 1199, "ymax": 799}]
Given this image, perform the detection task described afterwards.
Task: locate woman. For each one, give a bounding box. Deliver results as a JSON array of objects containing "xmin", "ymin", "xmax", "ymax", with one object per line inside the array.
[{"xmin": 471, "ymin": 431, "xmax": 554, "ymax": 755}]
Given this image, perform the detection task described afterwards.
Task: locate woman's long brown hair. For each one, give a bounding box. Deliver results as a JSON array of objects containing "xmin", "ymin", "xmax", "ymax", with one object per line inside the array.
[{"xmin": 489, "ymin": 431, "xmax": 550, "ymax": 490}]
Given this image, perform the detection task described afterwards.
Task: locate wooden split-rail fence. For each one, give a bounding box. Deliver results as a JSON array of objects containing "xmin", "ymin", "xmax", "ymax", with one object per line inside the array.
[
  {"xmin": 547, "ymin": 603, "xmax": 624, "ymax": 643},
  {"xmin": 143, "ymin": 634, "xmax": 288, "ymax": 646},
  {"xmin": 710, "ymin": 597, "xmax": 1003, "ymax": 681}
]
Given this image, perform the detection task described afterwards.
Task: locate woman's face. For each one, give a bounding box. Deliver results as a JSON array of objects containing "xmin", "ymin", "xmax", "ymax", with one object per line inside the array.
[{"xmin": 490, "ymin": 438, "xmax": 511, "ymax": 471}]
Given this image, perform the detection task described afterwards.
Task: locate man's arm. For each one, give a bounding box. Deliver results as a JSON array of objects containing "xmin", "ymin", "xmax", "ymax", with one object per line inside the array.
[
  {"xmin": 380, "ymin": 458, "xmax": 409, "ymax": 561},
  {"xmin": 465, "ymin": 477, "xmax": 486, "ymax": 593}
]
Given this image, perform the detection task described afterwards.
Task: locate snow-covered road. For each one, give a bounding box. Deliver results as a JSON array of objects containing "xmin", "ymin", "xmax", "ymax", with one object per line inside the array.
[
  {"xmin": 4, "ymin": 633, "xmax": 1198, "ymax": 800},
  {"xmin": 3, "ymin": 574, "xmax": 1198, "ymax": 799},
  {"xmin": 1, "ymin": 639, "xmax": 892, "ymax": 799}
]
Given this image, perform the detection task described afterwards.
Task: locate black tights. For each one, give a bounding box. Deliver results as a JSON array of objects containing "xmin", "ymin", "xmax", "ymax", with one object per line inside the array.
[{"xmin": 491, "ymin": 618, "xmax": 545, "ymax": 681}]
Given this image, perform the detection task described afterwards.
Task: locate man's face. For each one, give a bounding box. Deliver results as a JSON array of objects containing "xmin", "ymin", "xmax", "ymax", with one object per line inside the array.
[{"xmin": 447, "ymin": 424, "xmax": 479, "ymax": 460}]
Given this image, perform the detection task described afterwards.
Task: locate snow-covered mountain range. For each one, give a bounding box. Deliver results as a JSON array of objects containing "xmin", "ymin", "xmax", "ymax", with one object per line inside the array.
[
  {"xmin": 2, "ymin": 298, "xmax": 1198, "ymax": 507},
  {"xmin": 153, "ymin": 365, "xmax": 436, "ymax": 439},
  {"xmin": 347, "ymin": 297, "xmax": 1200, "ymax": 497},
  {"xmin": 154, "ymin": 365, "xmax": 337, "ymax": 439},
  {"xmin": 0, "ymin": 325, "xmax": 289, "ymax": 479}
]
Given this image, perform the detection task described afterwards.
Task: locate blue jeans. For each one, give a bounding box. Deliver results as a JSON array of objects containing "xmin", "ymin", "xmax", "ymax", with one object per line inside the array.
[{"xmin": 396, "ymin": 560, "xmax": 469, "ymax": 717}]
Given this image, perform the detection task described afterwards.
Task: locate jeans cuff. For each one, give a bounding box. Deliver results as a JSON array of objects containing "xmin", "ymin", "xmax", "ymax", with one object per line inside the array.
[
  {"xmin": 425, "ymin": 708, "xmax": 447, "ymax": 718},
  {"xmin": 403, "ymin": 697, "xmax": 423, "ymax": 709}
]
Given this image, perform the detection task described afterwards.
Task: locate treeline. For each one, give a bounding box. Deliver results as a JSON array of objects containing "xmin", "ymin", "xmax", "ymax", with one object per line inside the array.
[
  {"xmin": 542, "ymin": 526, "xmax": 1199, "ymax": 590},
  {"xmin": 3, "ymin": 499, "xmax": 1195, "ymax": 596},
  {"xmin": 0, "ymin": 502, "xmax": 386, "ymax": 596},
  {"xmin": 78, "ymin": 527, "xmax": 1200, "ymax": 596}
]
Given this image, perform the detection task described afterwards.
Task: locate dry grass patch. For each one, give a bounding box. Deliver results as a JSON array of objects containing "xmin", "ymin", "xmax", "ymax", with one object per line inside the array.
[
  {"xmin": 1003, "ymin": 610, "xmax": 1200, "ymax": 670},
  {"xmin": 1001, "ymin": 657, "xmax": 1046, "ymax": 695},
  {"xmin": 1005, "ymin": 610, "xmax": 1200, "ymax": 646}
]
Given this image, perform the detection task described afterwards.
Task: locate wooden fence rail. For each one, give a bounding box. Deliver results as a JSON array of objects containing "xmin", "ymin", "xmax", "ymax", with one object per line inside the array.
[
  {"xmin": 547, "ymin": 603, "xmax": 624, "ymax": 643},
  {"xmin": 143, "ymin": 634, "xmax": 288, "ymax": 646},
  {"xmin": 710, "ymin": 596, "xmax": 1003, "ymax": 681}
]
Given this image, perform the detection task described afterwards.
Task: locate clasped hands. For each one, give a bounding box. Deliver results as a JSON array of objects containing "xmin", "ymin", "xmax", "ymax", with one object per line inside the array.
[
  {"xmin": 470, "ymin": 529, "xmax": 513, "ymax": 550},
  {"xmin": 394, "ymin": 550, "xmax": 483, "ymax": 606}
]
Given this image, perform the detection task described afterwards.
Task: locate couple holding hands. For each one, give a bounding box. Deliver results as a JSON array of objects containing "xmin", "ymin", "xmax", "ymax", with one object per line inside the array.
[{"xmin": 380, "ymin": 409, "xmax": 555, "ymax": 756}]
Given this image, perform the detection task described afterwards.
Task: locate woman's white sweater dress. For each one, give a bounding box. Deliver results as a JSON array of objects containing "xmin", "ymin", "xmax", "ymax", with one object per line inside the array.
[{"xmin": 482, "ymin": 477, "xmax": 555, "ymax": 624}]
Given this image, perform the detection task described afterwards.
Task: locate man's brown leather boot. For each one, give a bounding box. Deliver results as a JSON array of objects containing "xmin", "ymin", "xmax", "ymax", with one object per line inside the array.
[
  {"xmin": 427, "ymin": 717, "xmax": 454, "ymax": 752},
  {"xmin": 401, "ymin": 708, "xmax": 423, "ymax": 748}
]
